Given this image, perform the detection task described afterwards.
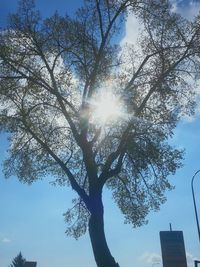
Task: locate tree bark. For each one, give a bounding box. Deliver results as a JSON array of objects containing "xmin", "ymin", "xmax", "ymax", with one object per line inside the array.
[{"xmin": 88, "ymin": 195, "xmax": 120, "ymax": 267}]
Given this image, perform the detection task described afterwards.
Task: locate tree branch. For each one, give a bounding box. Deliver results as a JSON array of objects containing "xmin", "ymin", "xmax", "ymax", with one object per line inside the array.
[{"xmin": 21, "ymin": 117, "xmax": 90, "ymax": 207}]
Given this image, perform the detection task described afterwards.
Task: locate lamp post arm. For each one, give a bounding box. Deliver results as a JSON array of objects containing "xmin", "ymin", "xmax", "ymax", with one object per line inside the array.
[
  {"xmin": 191, "ymin": 170, "xmax": 200, "ymax": 244},
  {"xmin": 194, "ymin": 260, "xmax": 200, "ymax": 267}
]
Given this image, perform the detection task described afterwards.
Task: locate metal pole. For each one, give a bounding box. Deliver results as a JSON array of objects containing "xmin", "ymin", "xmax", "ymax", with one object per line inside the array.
[
  {"xmin": 194, "ymin": 260, "xmax": 200, "ymax": 267},
  {"xmin": 191, "ymin": 170, "xmax": 200, "ymax": 244}
]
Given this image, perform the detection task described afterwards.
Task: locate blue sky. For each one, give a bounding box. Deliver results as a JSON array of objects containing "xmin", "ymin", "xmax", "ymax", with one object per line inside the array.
[
  {"xmin": 0, "ymin": 1, "xmax": 200, "ymax": 267},
  {"xmin": 0, "ymin": 0, "xmax": 82, "ymax": 27}
]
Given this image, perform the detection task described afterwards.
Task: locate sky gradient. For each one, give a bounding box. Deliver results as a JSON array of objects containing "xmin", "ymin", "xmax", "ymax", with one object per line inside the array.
[{"xmin": 0, "ymin": 1, "xmax": 200, "ymax": 267}]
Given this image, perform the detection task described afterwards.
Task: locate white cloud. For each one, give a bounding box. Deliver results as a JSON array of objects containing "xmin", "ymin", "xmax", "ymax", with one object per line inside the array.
[
  {"xmin": 140, "ymin": 252, "xmax": 162, "ymax": 266},
  {"xmin": 139, "ymin": 251, "xmax": 198, "ymax": 267},
  {"xmin": 170, "ymin": 0, "xmax": 200, "ymax": 20},
  {"xmin": 120, "ymin": 13, "xmax": 142, "ymax": 46},
  {"xmin": 182, "ymin": 104, "xmax": 200, "ymax": 123},
  {"xmin": 187, "ymin": 251, "xmax": 199, "ymax": 267},
  {"xmin": 122, "ymin": 1, "xmax": 200, "ymax": 47},
  {"xmin": 187, "ymin": 252, "xmax": 195, "ymax": 267},
  {"xmin": 121, "ymin": 1, "xmax": 200, "ymax": 123},
  {"xmin": 2, "ymin": 237, "xmax": 11, "ymax": 243}
]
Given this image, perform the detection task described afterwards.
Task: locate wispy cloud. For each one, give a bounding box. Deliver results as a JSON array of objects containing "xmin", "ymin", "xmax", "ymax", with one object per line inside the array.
[
  {"xmin": 2, "ymin": 237, "xmax": 11, "ymax": 243},
  {"xmin": 187, "ymin": 251, "xmax": 199, "ymax": 267},
  {"xmin": 121, "ymin": 1, "xmax": 200, "ymax": 123},
  {"xmin": 139, "ymin": 251, "xmax": 198, "ymax": 267},
  {"xmin": 182, "ymin": 105, "xmax": 200, "ymax": 123},
  {"xmin": 170, "ymin": 0, "xmax": 200, "ymax": 20},
  {"xmin": 122, "ymin": 1, "xmax": 200, "ymax": 46},
  {"xmin": 140, "ymin": 252, "xmax": 162, "ymax": 266}
]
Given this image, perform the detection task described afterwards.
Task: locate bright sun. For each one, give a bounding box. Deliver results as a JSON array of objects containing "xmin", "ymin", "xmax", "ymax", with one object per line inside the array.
[{"xmin": 91, "ymin": 92, "xmax": 122, "ymax": 124}]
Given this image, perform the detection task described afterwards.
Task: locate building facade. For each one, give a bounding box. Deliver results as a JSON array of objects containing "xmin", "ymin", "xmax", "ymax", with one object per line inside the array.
[{"xmin": 160, "ymin": 230, "xmax": 187, "ymax": 267}]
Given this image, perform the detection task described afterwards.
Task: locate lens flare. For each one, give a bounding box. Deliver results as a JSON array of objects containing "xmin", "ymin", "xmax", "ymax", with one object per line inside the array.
[{"xmin": 91, "ymin": 92, "xmax": 123, "ymax": 125}]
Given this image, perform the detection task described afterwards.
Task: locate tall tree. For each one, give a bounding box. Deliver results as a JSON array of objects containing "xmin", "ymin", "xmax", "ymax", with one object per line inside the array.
[
  {"xmin": 1, "ymin": 0, "xmax": 200, "ymax": 266},
  {"xmin": 10, "ymin": 252, "xmax": 26, "ymax": 267}
]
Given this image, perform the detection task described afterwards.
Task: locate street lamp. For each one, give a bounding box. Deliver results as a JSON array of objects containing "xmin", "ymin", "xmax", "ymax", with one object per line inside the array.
[{"xmin": 191, "ymin": 170, "xmax": 200, "ymax": 244}]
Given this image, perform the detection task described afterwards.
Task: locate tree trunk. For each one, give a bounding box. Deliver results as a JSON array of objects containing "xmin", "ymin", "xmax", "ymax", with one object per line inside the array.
[{"xmin": 88, "ymin": 196, "xmax": 120, "ymax": 267}]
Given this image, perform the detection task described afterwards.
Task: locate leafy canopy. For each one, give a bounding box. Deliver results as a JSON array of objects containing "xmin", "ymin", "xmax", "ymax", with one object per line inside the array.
[{"xmin": 0, "ymin": 0, "xmax": 200, "ymax": 238}]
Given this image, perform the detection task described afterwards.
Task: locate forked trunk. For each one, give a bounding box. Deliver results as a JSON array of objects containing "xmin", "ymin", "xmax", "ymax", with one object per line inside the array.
[{"xmin": 88, "ymin": 197, "xmax": 120, "ymax": 267}]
